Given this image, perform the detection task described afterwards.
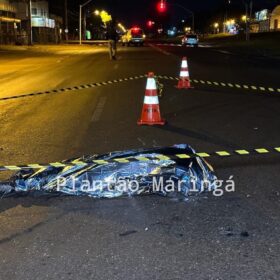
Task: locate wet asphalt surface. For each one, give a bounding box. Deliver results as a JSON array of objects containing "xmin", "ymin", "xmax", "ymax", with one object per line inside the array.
[{"xmin": 0, "ymin": 43, "xmax": 280, "ymax": 279}]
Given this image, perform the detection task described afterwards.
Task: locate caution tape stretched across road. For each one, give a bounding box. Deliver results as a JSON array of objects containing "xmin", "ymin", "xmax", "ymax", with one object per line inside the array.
[
  {"xmin": 0, "ymin": 75, "xmax": 147, "ymax": 102},
  {"xmin": 157, "ymin": 75, "xmax": 280, "ymax": 94},
  {"xmin": 1, "ymin": 146, "xmax": 279, "ymax": 172},
  {"xmin": 0, "ymin": 75, "xmax": 279, "ymax": 102}
]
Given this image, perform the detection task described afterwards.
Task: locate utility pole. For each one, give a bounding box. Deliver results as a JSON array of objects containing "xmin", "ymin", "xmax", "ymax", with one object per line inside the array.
[
  {"xmin": 64, "ymin": 0, "xmax": 68, "ymax": 41},
  {"xmin": 79, "ymin": 0, "xmax": 93, "ymax": 45},
  {"xmin": 27, "ymin": 0, "xmax": 33, "ymax": 45},
  {"xmin": 245, "ymin": 0, "xmax": 253, "ymax": 41},
  {"xmin": 83, "ymin": 10, "xmax": 87, "ymax": 40},
  {"xmin": 224, "ymin": 0, "xmax": 231, "ymax": 33}
]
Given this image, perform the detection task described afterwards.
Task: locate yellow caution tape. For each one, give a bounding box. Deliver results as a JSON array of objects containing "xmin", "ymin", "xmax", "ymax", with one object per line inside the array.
[{"xmin": 0, "ymin": 146, "xmax": 280, "ymax": 172}]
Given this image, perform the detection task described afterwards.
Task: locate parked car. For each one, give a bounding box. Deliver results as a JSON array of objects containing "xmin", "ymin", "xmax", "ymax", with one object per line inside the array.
[
  {"xmin": 121, "ymin": 27, "xmax": 145, "ymax": 46},
  {"xmin": 182, "ymin": 34, "xmax": 199, "ymax": 47}
]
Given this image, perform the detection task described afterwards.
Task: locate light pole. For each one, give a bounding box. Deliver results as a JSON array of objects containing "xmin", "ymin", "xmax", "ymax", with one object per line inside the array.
[
  {"xmin": 79, "ymin": 0, "xmax": 93, "ymax": 45},
  {"xmin": 244, "ymin": 0, "xmax": 253, "ymax": 41},
  {"xmin": 64, "ymin": 0, "xmax": 68, "ymax": 41},
  {"xmin": 27, "ymin": 0, "xmax": 33, "ymax": 45}
]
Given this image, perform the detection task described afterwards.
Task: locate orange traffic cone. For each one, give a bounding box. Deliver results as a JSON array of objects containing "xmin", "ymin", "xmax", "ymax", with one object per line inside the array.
[
  {"xmin": 176, "ymin": 57, "xmax": 192, "ymax": 89},
  {"xmin": 137, "ymin": 72, "xmax": 166, "ymax": 126}
]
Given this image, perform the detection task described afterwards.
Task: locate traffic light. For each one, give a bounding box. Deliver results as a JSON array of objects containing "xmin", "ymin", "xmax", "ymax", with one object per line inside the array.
[
  {"xmin": 157, "ymin": 0, "xmax": 167, "ymax": 13},
  {"xmin": 147, "ymin": 20, "xmax": 155, "ymax": 28}
]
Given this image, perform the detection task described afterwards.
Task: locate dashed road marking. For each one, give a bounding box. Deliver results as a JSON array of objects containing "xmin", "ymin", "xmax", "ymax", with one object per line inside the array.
[
  {"xmin": 91, "ymin": 97, "xmax": 107, "ymax": 122},
  {"xmin": 148, "ymin": 44, "xmax": 172, "ymax": 56}
]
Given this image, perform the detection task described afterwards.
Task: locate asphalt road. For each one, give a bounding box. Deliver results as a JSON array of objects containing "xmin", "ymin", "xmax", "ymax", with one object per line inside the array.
[{"xmin": 0, "ymin": 43, "xmax": 280, "ymax": 280}]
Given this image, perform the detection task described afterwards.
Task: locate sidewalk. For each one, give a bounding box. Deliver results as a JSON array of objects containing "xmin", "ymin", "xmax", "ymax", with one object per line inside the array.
[{"xmin": 202, "ymin": 32, "xmax": 280, "ymax": 59}]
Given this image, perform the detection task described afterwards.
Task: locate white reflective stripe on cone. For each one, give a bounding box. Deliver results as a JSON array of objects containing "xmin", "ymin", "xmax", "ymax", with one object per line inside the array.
[
  {"xmin": 180, "ymin": 71, "xmax": 189, "ymax": 77},
  {"xmin": 181, "ymin": 60, "xmax": 188, "ymax": 68},
  {"xmin": 146, "ymin": 78, "xmax": 157, "ymax": 90},
  {"xmin": 144, "ymin": 96, "xmax": 159, "ymax": 105}
]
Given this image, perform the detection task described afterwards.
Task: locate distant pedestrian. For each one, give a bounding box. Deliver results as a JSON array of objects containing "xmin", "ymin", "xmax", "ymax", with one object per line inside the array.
[{"xmin": 106, "ymin": 20, "xmax": 118, "ymax": 60}]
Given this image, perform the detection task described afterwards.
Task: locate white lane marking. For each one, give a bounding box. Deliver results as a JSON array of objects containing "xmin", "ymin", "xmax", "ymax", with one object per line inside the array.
[
  {"xmin": 198, "ymin": 44, "xmax": 213, "ymax": 48},
  {"xmin": 91, "ymin": 96, "xmax": 107, "ymax": 122},
  {"xmin": 215, "ymin": 50, "xmax": 233, "ymax": 55},
  {"xmin": 156, "ymin": 43, "xmax": 182, "ymax": 47},
  {"xmin": 154, "ymin": 43, "xmax": 213, "ymax": 48},
  {"xmin": 148, "ymin": 44, "xmax": 171, "ymax": 56}
]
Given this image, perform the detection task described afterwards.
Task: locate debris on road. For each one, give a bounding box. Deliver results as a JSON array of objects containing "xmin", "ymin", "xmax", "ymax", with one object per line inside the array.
[{"xmin": 0, "ymin": 144, "xmax": 217, "ymax": 199}]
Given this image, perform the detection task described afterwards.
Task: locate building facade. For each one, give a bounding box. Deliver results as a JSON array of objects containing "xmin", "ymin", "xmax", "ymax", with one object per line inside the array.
[
  {"xmin": 0, "ymin": 0, "xmax": 62, "ymax": 44},
  {"xmin": 270, "ymin": 5, "xmax": 280, "ymax": 31},
  {"xmin": 251, "ymin": 5, "xmax": 280, "ymax": 33},
  {"xmin": 15, "ymin": 0, "xmax": 62, "ymax": 44},
  {"xmin": 0, "ymin": 0, "xmax": 21, "ymax": 44}
]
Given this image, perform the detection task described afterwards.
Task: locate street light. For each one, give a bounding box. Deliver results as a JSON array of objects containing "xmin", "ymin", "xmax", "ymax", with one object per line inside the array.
[
  {"xmin": 244, "ymin": 0, "xmax": 253, "ymax": 41},
  {"xmin": 241, "ymin": 15, "xmax": 247, "ymax": 22},
  {"xmin": 79, "ymin": 0, "xmax": 93, "ymax": 45},
  {"xmin": 213, "ymin": 22, "xmax": 219, "ymax": 34},
  {"xmin": 118, "ymin": 23, "xmax": 126, "ymax": 33}
]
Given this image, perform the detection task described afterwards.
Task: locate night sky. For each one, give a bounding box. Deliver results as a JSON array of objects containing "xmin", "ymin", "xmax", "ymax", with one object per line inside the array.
[{"xmin": 49, "ymin": 0, "xmax": 280, "ymax": 29}]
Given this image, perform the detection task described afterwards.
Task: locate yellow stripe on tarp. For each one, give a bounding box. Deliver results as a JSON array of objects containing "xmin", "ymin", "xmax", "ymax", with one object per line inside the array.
[
  {"xmin": 114, "ymin": 158, "xmax": 130, "ymax": 163},
  {"xmin": 93, "ymin": 160, "xmax": 109, "ymax": 165},
  {"xmin": 136, "ymin": 157, "xmax": 150, "ymax": 162},
  {"xmin": 176, "ymin": 154, "xmax": 191, "ymax": 159},
  {"xmin": 196, "ymin": 153, "xmax": 210, "ymax": 158},
  {"xmin": 71, "ymin": 159, "xmax": 87, "ymax": 166},
  {"xmin": 27, "ymin": 164, "xmax": 45, "ymax": 169},
  {"xmin": 4, "ymin": 166, "xmax": 21, "ymax": 171},
  {"xmin": 216, "ymin": 151, "xmax": 231, "ymax": 156},
  {"xmin": 275, "ymin": 147, "xmax": 280, "ymax": 152},
  {"xmin": 235, "ymin": 150, "xmax": 250, "ymax": 155},
  {"xmin": 50, "ymin": 162, "xmax": 67, "ymax": 168},
  {"xmin": 155, "ymin": 155, "xmax": 171, "ymax": 161},
  {"xmin": 255, "ymin": 148, "xmax": 269, "ymax": 154}
]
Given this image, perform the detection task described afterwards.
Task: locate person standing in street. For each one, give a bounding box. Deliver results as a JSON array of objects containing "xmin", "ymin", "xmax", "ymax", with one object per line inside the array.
[{"xmin": 107, "ymin": 20, "xmax": 118, "ymax": 60}]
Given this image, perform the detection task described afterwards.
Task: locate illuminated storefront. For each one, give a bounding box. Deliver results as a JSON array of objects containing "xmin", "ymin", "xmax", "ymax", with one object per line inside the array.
[{"xmin": 270, "ymin": 5, "xmax": 280, "ymax": 30}]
